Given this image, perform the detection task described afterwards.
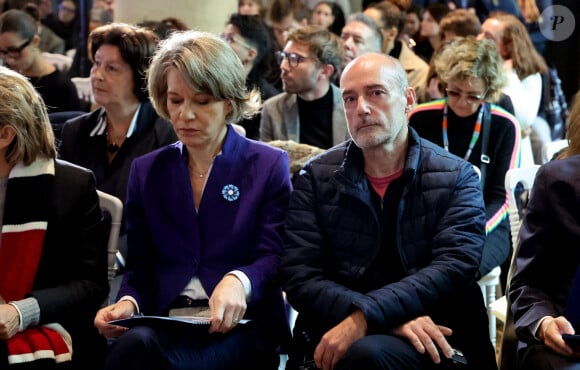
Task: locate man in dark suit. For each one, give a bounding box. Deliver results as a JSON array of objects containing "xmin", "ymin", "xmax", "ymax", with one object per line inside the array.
[{"xmin": 509, "ymin": 153, "xmax": 580, "ymax": 370}]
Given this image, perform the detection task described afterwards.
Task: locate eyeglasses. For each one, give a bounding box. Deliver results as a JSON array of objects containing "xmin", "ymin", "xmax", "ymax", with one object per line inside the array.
[
  {"xmin": 219, "ymin": 33, "xmax": 252, "ymax": 50},
  {"xmin": 0, "ymin": 38, "xmax": 32, "ymax": 60},
  {"xmin": 275, "ymin": 51, "xmax": 315, "ymax": 68},
  {"xmin": 445, "ymin": 87, "xmax": 487, "ymax": 105},
  {"xmin": 58, "ymin": 4, "xmax": 76, "ymax": 13}
]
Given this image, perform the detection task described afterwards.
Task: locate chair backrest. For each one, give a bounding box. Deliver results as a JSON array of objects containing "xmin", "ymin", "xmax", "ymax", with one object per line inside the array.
[
  {"xmin": 504, "ymin": 165, "xmax": 541, "ymax": 252},
  {"xmin": 97, "ymin": 190, "xmax": 123, "ymax": 283},
  {"xmin": 71, "ymin": 77, "xmax": 93, "ymax": 103},
  {"xmin": 499, "ymin": 165, "xmax": 541, "ymax": 369},
  {"xmin": 541, "ymin": 139, "xmax": 568, "ymax": 163},
  {"xmin": 41, "ymin": 52, "xmax": 73, "ymax": 72},
  {"xmin": 48, "ymin": 110, "xmax": 87, "ymax": 143}
]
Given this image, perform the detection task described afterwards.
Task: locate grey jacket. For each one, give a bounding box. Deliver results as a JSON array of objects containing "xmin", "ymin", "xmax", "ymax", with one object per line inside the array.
[{"xmin": 259, "ymin": 84, "xmax": 349, "ymax": 147}]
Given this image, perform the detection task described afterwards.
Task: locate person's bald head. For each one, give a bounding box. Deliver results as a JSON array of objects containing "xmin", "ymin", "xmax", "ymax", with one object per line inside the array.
[
  {"xmin": 341, "ymin": 52, "xmax": 408, "ymax": 94},
  {"xmin": 340, "ymin": 53, "xmax": 415, "ymax": 151}
]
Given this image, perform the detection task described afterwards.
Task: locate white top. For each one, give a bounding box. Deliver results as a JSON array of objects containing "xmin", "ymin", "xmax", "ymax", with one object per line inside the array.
[{"xmin": 503, "ymin": 71, "xmax": 542, "ymax": 131}]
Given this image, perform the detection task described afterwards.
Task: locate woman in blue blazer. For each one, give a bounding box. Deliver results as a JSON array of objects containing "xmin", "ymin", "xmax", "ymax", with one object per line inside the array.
[{"xmin": 94, "ymin": 31, "xmax": 292, "ymax": 370}]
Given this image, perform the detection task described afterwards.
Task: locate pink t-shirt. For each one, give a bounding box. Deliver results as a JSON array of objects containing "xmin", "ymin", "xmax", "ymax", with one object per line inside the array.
[{"xmin": 366, "ymin": 168, "xmax": 404, "ymax": 198}]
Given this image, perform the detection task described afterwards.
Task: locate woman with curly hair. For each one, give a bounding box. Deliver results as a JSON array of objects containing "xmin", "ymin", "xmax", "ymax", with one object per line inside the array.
[{"xmin": 409, "ymin": 36, "xmax": 520, "ymax": 285}]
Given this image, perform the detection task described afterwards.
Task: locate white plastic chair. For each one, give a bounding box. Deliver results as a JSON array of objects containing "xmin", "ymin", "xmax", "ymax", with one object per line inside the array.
[
  {"xmin": 71, "ymin": 77, "xmax": 93, "ymax": 103},
  {"xmin": 541, "ymin": 139, "xmax": 568, "ymax": 163},
  {"xmin": 471, "ymin": 164, "xmax": 502, "ymax": 346},
  {"xmin": 493, "ymin": 164, "xmax": 541, "ymax": 368},
  {"xmin": 491, "ymin": 165, "xmax": 541, "ymax": 322},
  {"xmin": 478, "ymin": 266, "xmax": 502, "ymax": 347},
  {"xmin": 41, "ymin": 52, "xmax": 73, "ymax": 72},
  {"xmin": 97, "ymin": 190, "xmax": 123, "ymax": 283}
]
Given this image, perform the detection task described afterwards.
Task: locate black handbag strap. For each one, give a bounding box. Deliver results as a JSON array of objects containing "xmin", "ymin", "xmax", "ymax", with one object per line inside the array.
[{"xmin": 479, "ymin": 103, "xmax": 491, "ymax": 191}]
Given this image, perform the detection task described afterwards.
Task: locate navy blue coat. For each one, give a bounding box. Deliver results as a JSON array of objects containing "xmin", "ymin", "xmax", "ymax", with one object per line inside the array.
[{"xmin": 282, "ymin": 127, "xmax": 496, "ymax": 368}]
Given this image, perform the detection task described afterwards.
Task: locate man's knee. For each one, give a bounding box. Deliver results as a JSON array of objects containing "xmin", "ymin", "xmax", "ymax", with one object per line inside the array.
[
  {"xmin": 336, "ymin": 335, "xmax": 423, "ymax": 370},
  {"xmin": 518, "ymin": 344, "xmax": 580, "ymax": 370}
]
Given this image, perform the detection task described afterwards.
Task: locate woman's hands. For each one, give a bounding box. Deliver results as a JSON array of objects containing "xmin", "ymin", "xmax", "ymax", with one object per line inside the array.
[
  {"xmin": 94, "ymin": 300, "xmax": 136, "ymax": 338},
  {"xmin": 208, "ymin": 274, "xmax": 247, "ymax": 334},
  {"xmin": 0, "ymin": 304, "xmax": 20, "ymax": 340}
]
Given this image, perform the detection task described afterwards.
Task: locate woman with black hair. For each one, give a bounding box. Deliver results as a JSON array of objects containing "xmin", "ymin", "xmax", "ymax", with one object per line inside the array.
[{"xmin": 222, "ymin": 13, "xmax": 281, "ymax": 139}]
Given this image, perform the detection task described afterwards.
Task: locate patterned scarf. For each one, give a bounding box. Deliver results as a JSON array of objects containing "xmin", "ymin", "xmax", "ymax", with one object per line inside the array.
[{"xmin": 0, "ymin": 158, "xmax": 72, "ymax": 366}]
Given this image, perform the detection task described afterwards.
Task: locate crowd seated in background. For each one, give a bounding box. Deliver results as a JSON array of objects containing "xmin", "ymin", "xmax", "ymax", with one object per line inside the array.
[{"xmin": 0, "ymin": 9, "xmax": 80, "ymax": 112}]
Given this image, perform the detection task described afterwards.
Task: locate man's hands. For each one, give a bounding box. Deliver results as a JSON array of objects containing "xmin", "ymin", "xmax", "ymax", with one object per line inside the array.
[
  {"xmin": 538, "ymin": 316, "xmax": 580, "ymax": 357},
  {"xmin": 313, "ymin": 313, "xmax": 455, "ymax": 370},
  {"xmin": 313, "ymin": 310, "xmax": 367, "ymax": 370},
  {"xmin": 0, "ymin": 304, "xmax": 20, "ymax": 340},
  {"xmin": 391, "ymin": 315, "xmax": 454, "ymax": 364},
  {"xmin": 208, "ymin": 274, "xmax": 247, "ymax": 334}
]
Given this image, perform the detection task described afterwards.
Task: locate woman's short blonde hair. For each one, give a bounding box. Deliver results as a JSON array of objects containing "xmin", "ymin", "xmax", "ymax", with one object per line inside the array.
[
  {"xmin": 0, "ymin": 66, "xmax": 56, "ymax": 165},
  {"xmin": 148, "ymin": 30, "xmax": 260, "ymax": 124},
  {"xmin": 434, "ymin": 36, "xmax": 506, "ymax": 103}
]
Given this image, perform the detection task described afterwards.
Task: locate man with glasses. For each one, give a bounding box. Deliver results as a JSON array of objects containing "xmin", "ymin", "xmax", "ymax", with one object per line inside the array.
[
  {"xmin": 260, "ymin": 25, "xmax": 348, "ymax": 150},
  {"xmin": 222, "ymin": 13, "xmax": 280, "ymax": 140}
]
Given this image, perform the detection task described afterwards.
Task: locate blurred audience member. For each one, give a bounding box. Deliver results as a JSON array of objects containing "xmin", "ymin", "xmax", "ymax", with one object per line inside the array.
[
  {"xmin": 223, "ymin": 14, "xmax": 280, "ymax": 140},
  {"xmin": 0, "ymin": 9, "xmax": 80, "ymax": 112},
  {"xmin": 340, "ymin": 12, "xmax": 382, "ymax": 69},
  {"xmin": 364, "ymin": 1, "xmax": 428, "ymax": 99},
  {"xmin": 400, "ymin": 4, "xmax": 423, "ymax": 49},
  {"xmin": 42, "ymin": 0, "xmax": 79, "ymax": 51},
  {"xmin": 479, "ymin": 12, "xmax": 548, "ymax": 164},
  {"xmin": 22, "ymin": 2, "xmax": 65, "ymax": 54},
  {"xmin": 153, "ymin": 17, "xmax": 189, "ymax": 40},
  {"xmin": 239, "ymin": 0, "xmax": 267, "ymax": 17},
  {"xmin": 414, "ymin": 2, "xmax": 449, "ymax": 62},
  {"xmin": 269, "ymin": 0, "xmax": 308, "ymax": 49},
  {"xmin": 310, "ymin": 1, "xmax": 345, "ymax": 36}
]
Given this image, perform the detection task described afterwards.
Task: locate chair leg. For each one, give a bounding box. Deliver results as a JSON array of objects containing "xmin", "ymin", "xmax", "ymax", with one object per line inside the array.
[{"xmin": 487, "ymin": 285, "xmax": 497, "ymax": 348}]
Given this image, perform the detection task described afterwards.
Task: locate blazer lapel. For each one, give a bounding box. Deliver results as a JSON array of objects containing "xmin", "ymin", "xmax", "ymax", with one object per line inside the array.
[{"xmin": 283, "ymin": 94, "xmax": 299, "ymax": 142}]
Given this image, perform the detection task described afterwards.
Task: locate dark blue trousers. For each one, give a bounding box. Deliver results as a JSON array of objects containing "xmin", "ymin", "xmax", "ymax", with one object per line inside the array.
[
  {"xmin": 288, "ymin": 334, "xmax": 489, "ymax": 370},
  {"xmin": 104, "ymin": 323, "xmax": 279, "ymax": 370}
]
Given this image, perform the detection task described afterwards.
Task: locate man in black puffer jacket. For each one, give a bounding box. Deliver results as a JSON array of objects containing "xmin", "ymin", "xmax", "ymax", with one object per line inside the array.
[{"xmin": 281, "ymin": 53, "xmax": 497, "ymax": 370}]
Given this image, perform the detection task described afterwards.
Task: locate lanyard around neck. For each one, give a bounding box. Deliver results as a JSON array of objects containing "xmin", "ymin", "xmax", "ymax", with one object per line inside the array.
[{"xmin": 442, "ymin": 101, "xmax": 484, "ymax": 161}]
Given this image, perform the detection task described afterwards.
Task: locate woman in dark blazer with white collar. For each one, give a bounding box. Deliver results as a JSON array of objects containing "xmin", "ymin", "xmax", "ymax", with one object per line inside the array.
[{"xmin": 94, "ymin": 30, "xmax": 292, "ymax": 370}]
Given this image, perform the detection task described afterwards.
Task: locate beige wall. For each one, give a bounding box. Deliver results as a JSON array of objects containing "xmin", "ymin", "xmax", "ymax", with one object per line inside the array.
[
  {"xmin": 115, "ymin": 1, "xmax": 238, "ymax": 34},
  {"xmin": 115, "ymin": 0, "xmax": 361, "ymax": 33}
]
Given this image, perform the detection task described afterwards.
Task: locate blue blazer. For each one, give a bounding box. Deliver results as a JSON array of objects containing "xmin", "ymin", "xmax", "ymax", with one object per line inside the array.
[{"xmin": 118, "ymin": 125, "xmax": 292, "ymax": 338}]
